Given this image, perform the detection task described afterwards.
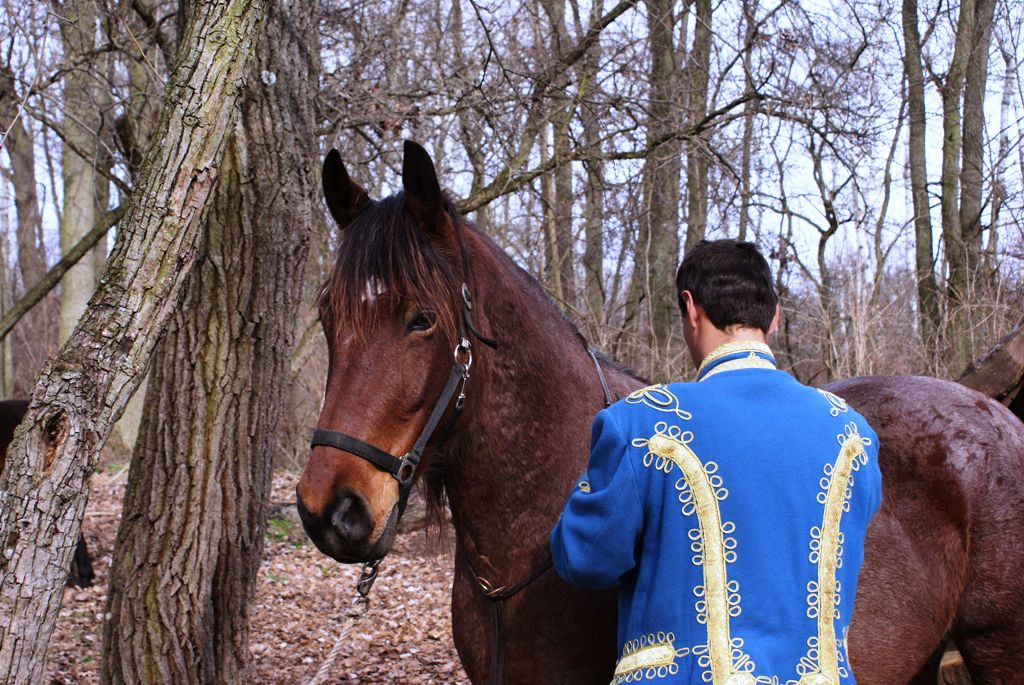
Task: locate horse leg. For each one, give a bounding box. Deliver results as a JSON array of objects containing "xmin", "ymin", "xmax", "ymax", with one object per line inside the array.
[
  {"xmin": 948, "ymin": 431, "xmax": 1024, "ymax": 683},
  {"xmin": 68, "ymin": 533, "xmax": 94, "ymax": 588},
  {"xmin": 847, "ymin": 510, "xmax": 967, "ymax": 685}
]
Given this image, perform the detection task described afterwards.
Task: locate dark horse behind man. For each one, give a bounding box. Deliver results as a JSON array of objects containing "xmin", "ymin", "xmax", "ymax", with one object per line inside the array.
[
  {"xmin": 0, "ymin": 399, "xmax": 94, "ymax": 588},
  {"xmin": 297, "ymin": 142, "xmax": 1024, "ymax": 684}
]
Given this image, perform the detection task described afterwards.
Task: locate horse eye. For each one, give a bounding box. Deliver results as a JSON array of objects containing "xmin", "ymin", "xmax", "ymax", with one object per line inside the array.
[{"xmin": 406, "ymin": 311, "xmax": 437, "ymax": 332}]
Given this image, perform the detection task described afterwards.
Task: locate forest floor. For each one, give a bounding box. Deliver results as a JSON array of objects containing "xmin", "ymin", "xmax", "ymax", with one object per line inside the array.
[{"xmin": 45, "ymin": 467, "xmax": 471, "ymax": 684}]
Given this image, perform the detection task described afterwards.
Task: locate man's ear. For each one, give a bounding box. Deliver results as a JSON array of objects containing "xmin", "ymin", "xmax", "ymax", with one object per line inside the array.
[
  {"xmin": 680, "ymin": 291, "xmax": 700, "ymax": 329},
  {"xmin": 767, "ymin": 303, "xmax": 781, "ymax": 337}
]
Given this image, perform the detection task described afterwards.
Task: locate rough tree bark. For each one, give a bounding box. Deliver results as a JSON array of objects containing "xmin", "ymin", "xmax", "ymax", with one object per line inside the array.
[
  {"xmin": 102, "ymin": 1, "xmax": 318, "ymax": 681},
  {"xmin": 0, "ymin": 2, "xmax": 265, "ymax": 682},
  {"xmin": 112, "ymin": 0, "xmax": 169, "ymax": 457},
  {"xmin": 901, "ymin": 0, "xmax": 941, "ymax": 353}
]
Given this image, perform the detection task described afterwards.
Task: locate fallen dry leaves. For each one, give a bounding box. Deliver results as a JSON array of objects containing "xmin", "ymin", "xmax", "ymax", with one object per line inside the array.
[{"xmin": 45, "ymin": 469, "xmax": 470, "ymax": 684}]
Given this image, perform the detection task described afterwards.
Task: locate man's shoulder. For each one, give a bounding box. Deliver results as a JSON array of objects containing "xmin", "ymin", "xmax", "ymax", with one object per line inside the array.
[
  {"xmin": 606, "ymin": 382, "xmax": 697, "ymax": 422},
  {"xmin": 789, "ymin": 381, "xmax": 880, "ymax": 446}
]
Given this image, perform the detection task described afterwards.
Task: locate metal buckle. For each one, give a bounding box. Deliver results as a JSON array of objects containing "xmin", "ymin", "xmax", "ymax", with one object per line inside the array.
[
  {"xmin": 396, "ymin": 452, "xmax": 420, "ymax": 488},
  {"xmin": 454, "ymin": 337, "xmax": 473, "ymax": 369},
  {"xmin": 356, "ymin": 559, "xmax": 381, "ymax": 598}
]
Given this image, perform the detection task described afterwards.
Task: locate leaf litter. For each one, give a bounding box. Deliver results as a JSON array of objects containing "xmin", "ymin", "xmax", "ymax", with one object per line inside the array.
[{"xmin": 46, "ymin": 470, "xmax": 470, "ymax": 684}]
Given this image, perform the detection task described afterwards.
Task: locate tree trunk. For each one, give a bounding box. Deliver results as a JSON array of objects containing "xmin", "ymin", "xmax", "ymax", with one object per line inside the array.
[
  {"xmin": 939, "ymin": 0, "xmax": 976, "ymax": 370},
  {"xmin": 737, "ymin": 0, "xmax": 758, "ymax": 243},
  {"xmin": 552, "ymin": 113, "xmax": 576, "ymax": 310},
  {"xmin": 809, "ymin": 136, "xmax": 841, "ymax": 381},
  {"xmin": 901, "ymin": 0, "xmax": 941, "ymax": 353},
  {"xmin": 56, "ymin": 0, "xmax": 104, "ymax": 344},
  {"xmin": 958, "ymin": 0, "xmax": 996, "ymax": 268},
  {"xmin": 113, "ymin": 0, "xmax": 168, "ymax": 456},
  {"xmin": 632, "ymin": 0, "xmax": 681, "ymax": 377},
  {"xmin": 537, "ymin": 0, "xmax": 576, "ymax": 310},
  {"xmin": 0, "ymin": 3, "xmax": 265, "ymax": 682},
  {"xmin": 580, "ymin": 0, "xmax": 606, "ymax": 334},
  {"xmin": 0, "ymin": 65, "xmax": 57, "ymax": 394},
  {"xmin": 102, "ymin": 1, "xmax": 317, "ymax": 681},
  {"xmin": 987, "ymin": 36, "xmax": 1014, "ymax": 273},
  {"xmin": 683, "ymin": 0, "xmax": 712, "ymax": 251}
]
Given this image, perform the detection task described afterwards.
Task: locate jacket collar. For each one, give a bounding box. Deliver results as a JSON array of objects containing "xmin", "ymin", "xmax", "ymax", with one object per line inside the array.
[{"xmin": 696, "ymin": 340, "xmax": 777, "ymax": 382}]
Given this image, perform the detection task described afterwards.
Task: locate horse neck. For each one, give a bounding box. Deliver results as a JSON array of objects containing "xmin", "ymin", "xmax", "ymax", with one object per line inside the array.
[{"xmin": 442, "ymin": 234, "xmax": 633, "ymax": 580}]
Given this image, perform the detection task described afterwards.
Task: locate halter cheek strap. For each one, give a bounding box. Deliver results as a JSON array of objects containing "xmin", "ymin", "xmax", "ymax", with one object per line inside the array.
[{"xmin": 310, "ymin": 338, "xmax": 472, "ymax": 501}]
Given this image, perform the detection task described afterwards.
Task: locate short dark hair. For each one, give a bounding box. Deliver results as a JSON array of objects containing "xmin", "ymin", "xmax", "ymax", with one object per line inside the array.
[{"xmin": 676, "ymin": 239, "xmax": 778, "ymax": 333}]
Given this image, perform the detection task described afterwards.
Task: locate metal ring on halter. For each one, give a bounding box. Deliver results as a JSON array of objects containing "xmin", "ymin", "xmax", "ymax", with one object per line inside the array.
[
  {"xmin": 454, "ymin": 337, "xmax": 473, "ymax": 369},
  {"xmin": 396, "ymin": 452, "xmax": 420, "ymax": 488}
]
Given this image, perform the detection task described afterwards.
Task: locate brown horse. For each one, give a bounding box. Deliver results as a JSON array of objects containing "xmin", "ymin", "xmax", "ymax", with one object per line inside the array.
[
  {"xmin": 0, "ymin": 399, "xmax": 94, "ymax": 588},
  {"xmin": 297, "ymin": 142, "xmax": 1024, "ymax": 684}
]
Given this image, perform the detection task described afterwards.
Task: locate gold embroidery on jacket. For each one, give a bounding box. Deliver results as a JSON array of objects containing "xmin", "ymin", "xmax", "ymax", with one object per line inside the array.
[
  {"xmin": 612, "ymin": 631, "xmax": 690, "ymax": 683},
  {"xmin": 696, "ymin": 341, "xmax": 774, "ymax": 377},
  {"xmin": 633, "ymin": 423, "xmax": 755, "ymax": 685},
  {"xmin": 626, "ymin": 385, "xmax": 870, "ymax": 685},
  {"xmin": 699, "ymin": 356, "xmax": 776, "ymax": 381},
  {"xmin": 817, "ymin": 390, "xmax": 849, "ymax": 417},
  {"xmin": 627, "ymin": 384, "xmax": 693, "ymax": 421},
  {"xmin": 797, "ymin": 423, "xmax": 869, "ymax": 684}
]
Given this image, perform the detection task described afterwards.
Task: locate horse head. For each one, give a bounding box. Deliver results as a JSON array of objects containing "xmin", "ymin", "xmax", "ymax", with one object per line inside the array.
[{"xmin": 297, "ymin": 141, "xmax": 477, "ymax": 563}]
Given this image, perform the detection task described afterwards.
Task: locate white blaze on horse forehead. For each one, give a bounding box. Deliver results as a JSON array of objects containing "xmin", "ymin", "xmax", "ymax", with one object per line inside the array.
[{"xmin": 361, "ymin": 277, "xmax": 388, "ymax": 303}]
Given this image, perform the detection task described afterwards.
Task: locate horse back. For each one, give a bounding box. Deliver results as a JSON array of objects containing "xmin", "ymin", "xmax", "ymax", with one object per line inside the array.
[{"xmin": 827, "ymin": 375, "xmax": 1024, "ymax": 684}]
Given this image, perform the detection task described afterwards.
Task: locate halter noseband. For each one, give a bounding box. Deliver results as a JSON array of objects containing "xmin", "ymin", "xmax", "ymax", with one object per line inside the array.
[
  {"xmin": 309, "ymin": 272, "xmax": 497, "ymax": 513},
  {"xmin": 310, "ymin": 331, "xmax": 475, "ymax": 490}
]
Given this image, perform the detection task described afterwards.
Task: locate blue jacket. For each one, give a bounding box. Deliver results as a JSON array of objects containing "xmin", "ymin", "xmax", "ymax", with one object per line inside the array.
[{"xmin": 550, "ymin": 341, "xmax": 882, "ymax": 685}]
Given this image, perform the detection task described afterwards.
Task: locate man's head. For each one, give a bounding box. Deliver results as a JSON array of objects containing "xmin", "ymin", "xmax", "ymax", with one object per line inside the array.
[{"xmin": 676, "ymin": 239, "xmax": 779, "ymax": 365}]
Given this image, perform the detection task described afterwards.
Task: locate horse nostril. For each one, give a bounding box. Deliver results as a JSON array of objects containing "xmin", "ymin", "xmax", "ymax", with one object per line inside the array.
[{"xmin": 331, "ymin": 492, "xmax": 372, "ymax": 542}]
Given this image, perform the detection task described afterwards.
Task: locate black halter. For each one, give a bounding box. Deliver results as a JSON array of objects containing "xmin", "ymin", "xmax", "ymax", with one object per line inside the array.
[
  {"xmin": 310, "ymin": 212, "xmax": 613, "ymax": 685},
  {"xmin": 310, "ymin": 284, "xmax": 497, "ymax": 513}
]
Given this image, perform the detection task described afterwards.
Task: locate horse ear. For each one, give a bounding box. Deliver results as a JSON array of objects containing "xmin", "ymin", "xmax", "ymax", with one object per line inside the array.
[
  {"xmin": 402, "ymin": 140, "xmax": 446, "ymax": 232},
  {"xmin": 322, "ymin": 149, "xmax": 370, "ymax": 228}
]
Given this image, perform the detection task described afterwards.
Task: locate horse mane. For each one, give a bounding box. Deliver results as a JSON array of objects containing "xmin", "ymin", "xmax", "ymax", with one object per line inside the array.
[
  {"xmin": 317, "ymin": 190, "xmax": 643, "ymax": 545},
  {"xmin": 317, "ymin": 192, "xmax": 462, "ymax": 344}
]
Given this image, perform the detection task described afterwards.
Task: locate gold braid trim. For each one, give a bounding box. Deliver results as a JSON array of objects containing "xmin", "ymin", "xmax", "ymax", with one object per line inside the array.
[
  {"xmin": 696, "ymin": 341, "xmax": 774, "ymax": 377},
  {"xmin": 797, "ymin": 424, "xmax": 869, "ymax": 685},
  {"xmin": 638, "ymin": 429, "xmax": 754, "ymax": 685},
  {"xmin": 612, "ymin": 632, "xmax": 690, "ymax": 683},
  {"xmin": 699, "ymin": 356, "xmax": 777, "ymax": 381},
  {"xmin": 626, "ymin": 386, "xmax": 870, "ymax": 685}
]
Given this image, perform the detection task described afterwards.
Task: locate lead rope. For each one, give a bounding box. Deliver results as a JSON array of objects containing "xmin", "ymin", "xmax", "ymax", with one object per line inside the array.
[{"xmin": 308, "ymin": 560, "xmax": 380, "ymax": 685}]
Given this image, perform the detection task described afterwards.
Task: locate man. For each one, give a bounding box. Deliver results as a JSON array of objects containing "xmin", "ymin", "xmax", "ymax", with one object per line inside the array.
[{"xmin": 550, "ymin": 240, "xmax": 882, "ymax": 685}]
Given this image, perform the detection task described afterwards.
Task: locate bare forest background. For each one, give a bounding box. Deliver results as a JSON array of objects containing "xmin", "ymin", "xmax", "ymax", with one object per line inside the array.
[
  {"xmin": 3, "ymin": 0, "xmax": 1024, "ymax": 419},
  {"xmin": 0, "ymin": 0, "xmax": 1022, "ymax": 680}
]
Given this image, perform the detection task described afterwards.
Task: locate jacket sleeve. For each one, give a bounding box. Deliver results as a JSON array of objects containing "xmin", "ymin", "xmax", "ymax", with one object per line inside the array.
[{"xmin": 549, "ymin": 408, "xmax": 644, "ymax": 589}]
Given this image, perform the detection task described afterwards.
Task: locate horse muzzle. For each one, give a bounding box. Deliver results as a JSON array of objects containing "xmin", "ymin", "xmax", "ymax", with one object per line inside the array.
[{"xmin": 296, "ymin": 487, "xmax": 400, "ymax": 563}]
